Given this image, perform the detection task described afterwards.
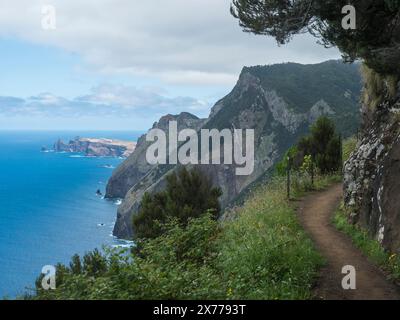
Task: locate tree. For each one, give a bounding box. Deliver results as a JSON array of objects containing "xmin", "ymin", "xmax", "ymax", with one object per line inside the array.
[
  {"xmin": 132, "ymin": 167, "xmax": 223, "ymax": 240},
  {"xmin": 69, "ymin": 254, "xmax": 82, "ymax": 274},
  {"xmin": 306, "ymin": 116, "xmax": 341, "ymax": 173},
  {"xmin": 275, "ymin": 117, "xmax": 341, "ymax": 175},
  {"xmin": 310, "ymin": 116, "xmax": 336, "ymax": 156},
  {"xmin": 231, "ymin": 0, "xmax": 400, "ymax": 75}
]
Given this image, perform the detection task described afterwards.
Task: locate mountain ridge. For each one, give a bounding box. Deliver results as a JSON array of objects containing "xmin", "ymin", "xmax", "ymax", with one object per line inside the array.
[{"xmin": 107, "ymin": 60, "xmax": 362, "ymax": 239}]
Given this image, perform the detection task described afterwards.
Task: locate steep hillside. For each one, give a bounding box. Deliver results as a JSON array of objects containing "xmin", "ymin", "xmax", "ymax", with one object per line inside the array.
[
  {"xmin": 242, "ymin": 61, "xmax": 361, "ymax": 136},
  {"xmin": 105, "ymin": 112, "xmax": 205, "ymax": 199},
  {"xmin": 108, "ymin": 60, "xmax": 362, "ymax": 239}
]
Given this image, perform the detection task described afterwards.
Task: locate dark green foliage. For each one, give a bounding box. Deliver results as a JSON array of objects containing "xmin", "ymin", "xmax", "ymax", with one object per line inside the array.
[
  {"xmin": 311, "ymin": 117, "xmax": 341, "ymax": 173},
  {"xmin": 206, "ymin": 61, "xmax": 361, "ymax": 137},
  {"xmin": 29, "ymin": 176, "xmax": 327, "ymax": 300},
  {"xmin": 32, "ymin": 214, "xmax": 226, "ymax": 300},
  {"xmin": 132, "ymin": 192, "xmax": 168, "ymax": 239},
  {"xmin": 133, "ymin": 167, "xmax": 222, "ymax": 240},
  {"xmin": 70, "ymin": 254, "xmax": 82, "ymax": 275},
  {"xmin": 276, "ymin": 116, "xmax": 341, "ymax": 174},
  {"xmin": 33, "ymin": 249, "xmax": 109, "ymax": 299},
  {"xmin": 275, "ymin": 146, "xmax": 299, "ymax": 176},
  {"xmin": 231, "ymin": 0, "xmax": 400, "ymax": 75},
  {"xmin": 81, "ymin": 249, "xmax": 108, "ymax": 276}
]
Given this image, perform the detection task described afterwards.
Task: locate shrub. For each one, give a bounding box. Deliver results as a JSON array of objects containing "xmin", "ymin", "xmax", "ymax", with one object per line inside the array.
[
  {"xmin": 30, "ymin": 176, "xmax": 329, "ymax": 300},
  {"xmin": 217, "ymin": 177, "xmax": 324, "ymax": 299},
  {"xmin": 276, "ymin": 116, "xmax": 342, "ymax": 176},
  {"xmin": 133, "ymin": 167, "xmax": 222, "ymax": 240}
]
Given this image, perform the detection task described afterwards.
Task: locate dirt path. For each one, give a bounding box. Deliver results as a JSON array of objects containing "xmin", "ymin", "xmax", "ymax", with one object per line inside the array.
[{"xmin": 297, "ymin": 183, "xmax": 400, "ymax": 300}]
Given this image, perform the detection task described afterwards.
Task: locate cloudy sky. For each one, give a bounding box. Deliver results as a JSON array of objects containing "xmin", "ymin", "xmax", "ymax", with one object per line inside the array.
[{"xmin": 0, "ymin": 0, "xmax": 341, "ymax": 130}]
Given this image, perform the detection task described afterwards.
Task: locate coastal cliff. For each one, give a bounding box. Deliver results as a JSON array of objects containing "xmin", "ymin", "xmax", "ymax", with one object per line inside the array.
[
  {"xmin": 54, "ymin": 137, "xmax": 136, "ymax": 158},
  {"xmin": 105, "ymin": 112, "xmax": 205, "ymax": 200},
  {"xmin": 108, "ymin": 60, "xmax": 362, "ymax": 239}
]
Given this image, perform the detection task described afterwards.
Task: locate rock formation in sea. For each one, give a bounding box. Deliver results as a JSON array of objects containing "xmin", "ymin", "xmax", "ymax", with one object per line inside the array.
[{"xmin": 54, "ymin": 137, "xmax": 136, "ymax": 158}]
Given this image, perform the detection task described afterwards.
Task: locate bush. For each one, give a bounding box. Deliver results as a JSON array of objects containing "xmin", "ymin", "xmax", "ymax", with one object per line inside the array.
[
  {"xmin": 32, "ymin": 214, "xmax": 225, "ymax": 300},
  {"xmin": 217, "ymin": 177, "xmax": 324, "ymax": 299},
  {"xmin": 133, "ymin": 167, "xmax": 222, "ymax": 240},
  {"xmin": 311, "ymin": 117, "xmax": 341, "ymax": 174},
  {"xmin": 275, "ymin": 116, "xmax": 342, "ymax": 176},
  {"xmin": 29, "ymin": 176, "xmax": 327, "ymax": 300}
]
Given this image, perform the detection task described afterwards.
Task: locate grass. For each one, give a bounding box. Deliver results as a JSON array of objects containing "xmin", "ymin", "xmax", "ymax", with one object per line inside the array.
[
  {"xmin": 333, "ymin": 203, "xmax": 400, "ymax": 281},
  {"xmin": 289, "ymin": 172, "xmax": 342, "ymax": 199},
  {"xmin": 343, "ymin": 136, "xmax": 357, "ymax": 162},
  {"xmin": 360, "ymin": 64, "xmax": 399, "ymax": 111},
  {"xmin": 30, "ymin": 174, "xmax": 335, "ymax": 300},
  {"xmin": 218, "ymin": 175, "xmax": 326, "ymax": 299}
]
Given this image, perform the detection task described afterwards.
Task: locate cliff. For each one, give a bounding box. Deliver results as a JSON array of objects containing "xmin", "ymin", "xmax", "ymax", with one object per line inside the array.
[
  {"xmin": 344, "ymin": 78, "xmax": 400, "ymax": 252},
  {"xmin": 54, "ymin": 137, "xmax": 136, "ymax": 158},
  {"xmin": 108, "ymin": 60, "xmax": 362, "ymax": 239},
  {"xmin": 105, "ymin": 112, "xmax": 205, "ymax": 199}
]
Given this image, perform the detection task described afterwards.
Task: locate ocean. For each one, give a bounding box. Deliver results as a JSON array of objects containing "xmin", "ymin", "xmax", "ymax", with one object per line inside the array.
[{"xmin": 0, "ymin": 130, "xmax": 143, "ymax": 298}]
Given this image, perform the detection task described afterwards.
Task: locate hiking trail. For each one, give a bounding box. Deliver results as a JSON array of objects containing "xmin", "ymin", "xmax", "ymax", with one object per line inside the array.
[{"xmin": 297, "ymin": 183, "xmax": 400, "ymax": 300}]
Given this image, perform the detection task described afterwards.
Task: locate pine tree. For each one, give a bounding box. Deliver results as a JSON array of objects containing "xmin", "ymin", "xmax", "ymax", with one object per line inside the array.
[{"xmin": 231, "ymin": 0, "xmax": 400, "ymax": 75}]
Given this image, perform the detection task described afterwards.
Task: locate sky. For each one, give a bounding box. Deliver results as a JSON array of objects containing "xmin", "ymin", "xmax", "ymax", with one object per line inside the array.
[{"xmin": 0, "ymin": 0, "xmax": 341, "ymax": 131}]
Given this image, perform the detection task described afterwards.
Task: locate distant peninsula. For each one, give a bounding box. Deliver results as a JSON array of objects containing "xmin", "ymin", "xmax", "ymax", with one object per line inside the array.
[{"xmin": 52, "ymin": 137, "xmax": 136, "ymax": 158}]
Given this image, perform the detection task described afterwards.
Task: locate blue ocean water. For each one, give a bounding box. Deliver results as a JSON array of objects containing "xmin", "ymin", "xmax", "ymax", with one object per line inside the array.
[{"xmin": 0, "ymin": 131, "xmax": 143, "ymax": 298}]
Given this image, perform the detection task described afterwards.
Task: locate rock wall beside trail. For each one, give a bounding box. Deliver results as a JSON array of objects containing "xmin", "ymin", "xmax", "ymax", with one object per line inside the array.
[{"xmin": 344, "ymin": 83, "xmax": 400, "ymax": 252}]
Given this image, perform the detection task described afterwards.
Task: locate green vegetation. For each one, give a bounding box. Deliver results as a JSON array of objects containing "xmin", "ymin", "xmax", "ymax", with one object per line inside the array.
[
  {"xmin": 245, "ymin": 61, "xmax": 361, "ymax": 115},
  {"xmin": 361, "ymin": 64, "xmax": 399, "ymax": 110},
  {"xmin": 276, "ymin": 116, "xmax": 342, "ymax": 176},
  {"xmin": 333, "ymin": 204, "xmax": 400, "ymax": 281},
  {"xmin": 231, "ymin": 0, "xmax": 400, "ymax": 76},
  {"xmin": 133, "ymin": 167, "xmax": 222, "ymax": 240},
  {"xmin": 342, "ymin": 136, "xmax": 357, "ymax": 163},
  {"xmin": 28, "ymin": 123, "xmax": 347, "ymax": 300},
  {"xmin": 203, "ymin": 61, "xmax": 361, "ymax": 137},
  {"xmin": 217, "ymin": 177, "xmax": 324, "ymax": 299},
  {"xmin": 275, "ymin": 145, "xmax": 299, "ymax": 176},
  {"xmin": 231, "ymin": 0, "xmax": 400, "ymax": 121},
  {"xmin": 30, "ymin": 174, "xmax": 329, "ymax": 300},
  {"xmin": 310, "ymin": 117, "xmax": 342, "ymax": 174}
]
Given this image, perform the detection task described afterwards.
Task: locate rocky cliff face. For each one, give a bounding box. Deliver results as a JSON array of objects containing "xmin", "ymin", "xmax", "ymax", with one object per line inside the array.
[
  {"xmin": 105, "ymin": 112, "xmax": 205, "ymax": 199},
  {"xmin": 344, "ymin": 82, "xmax": 400, "ymax": 252},
  {"xmin": 54, "ymin": 137, "xmax": 136, "ymax": 158},
  {"xmin": 108, "ymin": 60, "xmax": 362, "ymax": 239}
]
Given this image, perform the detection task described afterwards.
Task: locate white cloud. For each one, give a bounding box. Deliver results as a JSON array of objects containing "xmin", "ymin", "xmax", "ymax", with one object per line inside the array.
[
  {"xmin": 0, "ymin": 0, "xmax": 341, "ymax": 86},
  {"xmin": 0, "ymin": 85, "xmax": 211, "ymax": 121}
]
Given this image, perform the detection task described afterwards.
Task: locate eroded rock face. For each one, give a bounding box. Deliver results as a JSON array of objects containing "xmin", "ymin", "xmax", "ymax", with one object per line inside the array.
[
  {"xmin": 105, "ymin": 112, "xmax": 205, "ymax": 199},
  {"xmin": 110, "ymin": 61, "xmax": 361, "ymax": 239},
  {"xmin": 344, "ymin": 87, "xmax": 400, "ymax": 252}
]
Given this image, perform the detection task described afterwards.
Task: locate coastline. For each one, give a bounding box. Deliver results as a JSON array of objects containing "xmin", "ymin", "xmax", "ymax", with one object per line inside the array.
[{"xmin": 0, "ymin": 131, "xmax": 141, "ymax": 298}]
